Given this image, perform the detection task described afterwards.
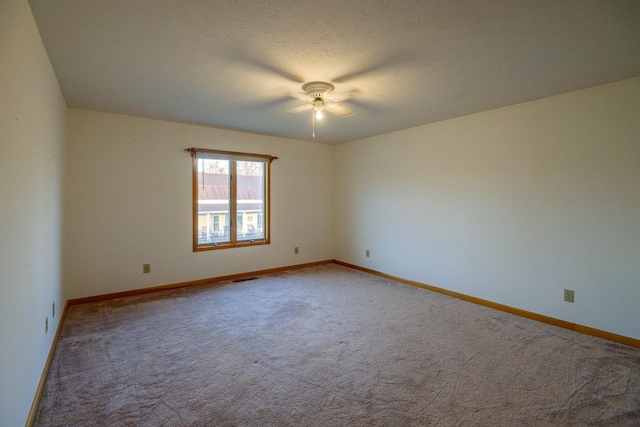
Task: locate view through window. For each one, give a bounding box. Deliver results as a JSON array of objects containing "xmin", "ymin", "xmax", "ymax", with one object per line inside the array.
[{"xmin": 188, "ymin": 148, "xmax": 275, "ymax": 251}]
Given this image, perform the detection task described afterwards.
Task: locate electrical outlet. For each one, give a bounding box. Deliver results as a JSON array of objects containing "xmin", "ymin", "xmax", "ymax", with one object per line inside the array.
[
  {"xmin": 564, "ymin": 289, "xmax": 575, "ymax": 303},
  {"xmin": 294, "ymin": 247, "xmax": 299, "ymax": 254},
  {"xmin": 45, "ymin": 317, "xmax": 48, "ymax": 334},
  {"xmin": 366, "ymin": 250, "xmax": 370, "ymax": 258},
  {"xmin": 143, "ymin": 264, "xmax": 151, "ymax": 274}
]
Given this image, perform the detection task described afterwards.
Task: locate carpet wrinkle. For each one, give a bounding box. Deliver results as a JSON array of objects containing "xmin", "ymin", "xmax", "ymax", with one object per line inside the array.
[{"xmin": 34, "ymin": 264, "xmax": 640, "ymax": 426}]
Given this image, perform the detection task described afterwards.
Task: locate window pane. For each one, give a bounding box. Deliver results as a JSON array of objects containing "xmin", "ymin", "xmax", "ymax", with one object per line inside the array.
[
  {"xmin": 191, "ymin": 148, "xmax": 272, "ymax": 251},
  {"xmin": 236, "ymin": 161, "xmax": 264, "ymax": 241},
  {"xmin": 198, "ymin": 159, "xmax": 230, "ymax": 244}
]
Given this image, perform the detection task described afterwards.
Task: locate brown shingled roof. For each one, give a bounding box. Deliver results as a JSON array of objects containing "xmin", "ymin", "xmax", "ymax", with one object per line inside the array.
[{"xmin": 197, "ymin": 173, "xmax": 263, "ymax": 214}]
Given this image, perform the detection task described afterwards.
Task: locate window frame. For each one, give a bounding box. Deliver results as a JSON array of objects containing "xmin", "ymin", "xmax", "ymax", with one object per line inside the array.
[{"xmin": 187, "ymin": 147, "xmax": 277, "ymax": 252}]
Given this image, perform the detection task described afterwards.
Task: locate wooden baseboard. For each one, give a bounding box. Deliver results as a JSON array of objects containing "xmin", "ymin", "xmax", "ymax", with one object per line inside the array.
[
  {"xmin": 25, "ymin": 300, "xmax": 70, "ymax": 427},
  {"xmin": 333, "ymin": 260, "xmax": 640, "ymax": 349},
  {"xmin": 68, "ymin": 260, "xmax": 334, "ymax": 306}
]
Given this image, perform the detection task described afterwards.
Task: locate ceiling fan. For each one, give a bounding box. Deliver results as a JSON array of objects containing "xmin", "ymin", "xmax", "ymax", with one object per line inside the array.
[{"xmin": 285, "ymin": 81, "xmax": 356, "ymax": 138}]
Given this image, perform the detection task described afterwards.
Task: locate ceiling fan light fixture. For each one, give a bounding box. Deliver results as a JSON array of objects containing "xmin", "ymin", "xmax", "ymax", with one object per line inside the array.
[
  {"xmin": 313, "ymin": 98, "xmax": 325, "ymax": 120},
  {"xmin": 299, "ymin": 81, "xmax": 343, "ymax": 138}
]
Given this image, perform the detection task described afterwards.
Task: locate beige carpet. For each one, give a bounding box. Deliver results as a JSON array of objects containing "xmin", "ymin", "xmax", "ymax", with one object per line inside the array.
[{"xmin": 34, "ymin": 264, "xmax": 640, "ymax": 426}]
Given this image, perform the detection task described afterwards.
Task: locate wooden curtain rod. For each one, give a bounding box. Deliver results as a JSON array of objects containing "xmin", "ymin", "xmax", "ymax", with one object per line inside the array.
[{"xmin": 183, "ymin": 147, "xmax": 278, "ymax": 163}]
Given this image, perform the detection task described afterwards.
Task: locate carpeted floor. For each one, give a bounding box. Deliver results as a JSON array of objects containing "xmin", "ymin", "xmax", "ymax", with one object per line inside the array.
[{"xmin": 34, "ymin": 264, "xmax": 640, "ymax": 426}]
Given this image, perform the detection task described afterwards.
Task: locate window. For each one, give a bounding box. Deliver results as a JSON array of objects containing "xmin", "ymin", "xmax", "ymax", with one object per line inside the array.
[{"xmin": 187, "ymin": 148, "xmax": 277, "ymax": 251}]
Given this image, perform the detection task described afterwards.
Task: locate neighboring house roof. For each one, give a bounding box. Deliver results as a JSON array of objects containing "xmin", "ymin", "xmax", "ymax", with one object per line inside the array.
[{"xmin": 197, "ymin": 173, "xmax": 263, "ymax": 214}]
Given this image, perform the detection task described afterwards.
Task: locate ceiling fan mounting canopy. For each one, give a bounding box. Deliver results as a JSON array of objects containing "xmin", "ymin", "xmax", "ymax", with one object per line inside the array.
[{"xmin": 302, "ymin": 81, "xmax": 335, "ymax": 99}]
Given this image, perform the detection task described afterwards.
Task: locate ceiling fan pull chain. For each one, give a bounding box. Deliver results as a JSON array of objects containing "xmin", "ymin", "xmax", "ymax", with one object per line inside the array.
[{"xmin": 312, "ymin": 110, "xmax": 316, "ymax": 138}]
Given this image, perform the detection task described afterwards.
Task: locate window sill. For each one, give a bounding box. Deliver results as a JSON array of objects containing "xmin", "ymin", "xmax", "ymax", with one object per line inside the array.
[{"xmin": 194, "ymin": 239, "xmax": 270, "ymax": 252}]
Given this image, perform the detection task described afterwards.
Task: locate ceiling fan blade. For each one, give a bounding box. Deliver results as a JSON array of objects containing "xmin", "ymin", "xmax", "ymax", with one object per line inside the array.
[
  {"xmin": 325, "ymin": 101, "xmax": 355, "ymax": 117},
  {"xmin": 345, "ymin": 98, "xmax": 389, "ymax": 114},
  {"xmin": 328, "ymin": 87, "xmax": 362, "ymax": 103},
  {"xmin": 271, "ymin": 86, "xmax": 309, "ymax": 102},
  {"xmin": 284, "ymin": 104, "xmax": 312, "ymax": 115}
]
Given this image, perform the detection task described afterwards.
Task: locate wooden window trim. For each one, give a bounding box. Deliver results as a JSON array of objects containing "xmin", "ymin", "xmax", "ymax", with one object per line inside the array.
[{"xmin": 186, "ymin": 148, "xmax": 277, "ymax": 252}]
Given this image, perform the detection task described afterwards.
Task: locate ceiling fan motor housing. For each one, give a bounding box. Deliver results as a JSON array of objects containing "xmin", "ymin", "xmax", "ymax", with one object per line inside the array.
[{"xmin": 302, "ymin": 81, "xmax": 335, "ymax": 99}]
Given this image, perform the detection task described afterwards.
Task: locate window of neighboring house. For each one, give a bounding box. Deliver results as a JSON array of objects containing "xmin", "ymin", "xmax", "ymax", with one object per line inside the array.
[{"xmin": 186, "ymin": 148, "xmax": 277, "ymax": 251}]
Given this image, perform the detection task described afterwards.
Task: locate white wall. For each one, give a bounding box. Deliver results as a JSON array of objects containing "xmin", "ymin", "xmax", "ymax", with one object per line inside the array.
[
  {"xmin": 0, "ymin": 0, "xmax": 67, "ymax": 425},
  {"xmin": 334, "ymin": 77, "xmax": 640, "ymax": 340},
  {"xmin": 64, "ymin": 109, "xmax": 333, "ymax": 299}
]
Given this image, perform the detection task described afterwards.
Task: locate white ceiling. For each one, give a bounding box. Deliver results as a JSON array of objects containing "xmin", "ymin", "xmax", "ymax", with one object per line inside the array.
[{"xmin": 29, "ymin": 0, "xmax": 640, "ymax": 144}]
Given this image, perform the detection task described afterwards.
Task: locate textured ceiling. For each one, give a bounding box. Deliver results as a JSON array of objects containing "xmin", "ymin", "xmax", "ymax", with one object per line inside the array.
[{"xmin": 29, "ymin": 0, "xmax": 640, "ymax": 144}]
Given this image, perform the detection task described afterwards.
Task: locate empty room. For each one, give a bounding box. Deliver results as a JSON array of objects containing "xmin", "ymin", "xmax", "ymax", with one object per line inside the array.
[{"xmin": 2, "ymin": 0, "xmax": 640, "ymax": 425}]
